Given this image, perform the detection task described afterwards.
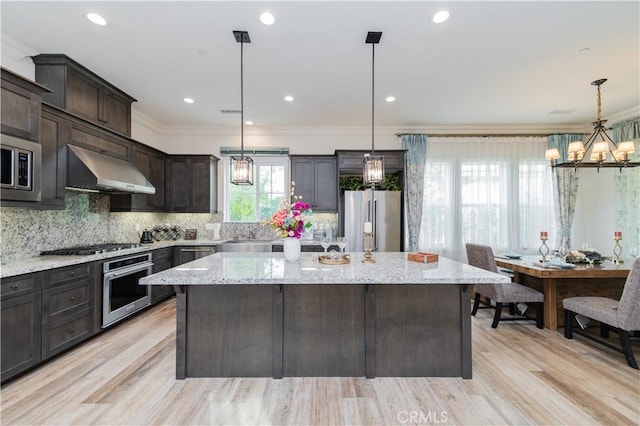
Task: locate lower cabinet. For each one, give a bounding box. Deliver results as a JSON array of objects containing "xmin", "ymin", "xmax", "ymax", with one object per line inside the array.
[
  {"xmin": 151, "ymin": 247, "xmax": 174, "ymax": 303},
  {"xmin": 41, "ymin": 263, "xmax": 94, "ymax": 359},
  {"xmin": 1, "ymin": 273, "xmax": 42, "ymax": 383}
]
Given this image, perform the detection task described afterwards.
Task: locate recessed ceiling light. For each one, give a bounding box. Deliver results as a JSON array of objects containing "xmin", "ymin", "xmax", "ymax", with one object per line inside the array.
[
  {"xmin": 183, "ymin": 97, "xmax": 194, "ymax": 104},
  {"xmin": 385, "ymin": 96, "xmax": 396, "ymax": 103},
  {"xmin": 432, "ymin": 10, "xmax": 450, "ymax": 24},
  {"xmin": 87, "ymin": 13, "xmax": 107, "ymax": 26},
  {"xmin": 260, "ymin": 12, "xmax": 275, "ymax": 25},
  {"xmin": 245, "ymin": 120, "xmax": 253, "ymax": 125},
  {"xmin": 284, "ymin": 95, "xmax": 294, "ymax": 102}
]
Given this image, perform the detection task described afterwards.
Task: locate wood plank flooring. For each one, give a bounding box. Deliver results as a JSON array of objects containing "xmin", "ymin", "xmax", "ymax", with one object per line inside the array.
[{"xmin": 1, "ymin": 298, "xmax": 638, "ymax": 425}]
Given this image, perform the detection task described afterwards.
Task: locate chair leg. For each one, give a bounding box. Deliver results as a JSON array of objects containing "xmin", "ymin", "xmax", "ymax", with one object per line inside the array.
[
  {"xmin": 471, "ymin": 293, "xmax": 481, "ymax": 316},
  {"xmin": 564, "ymin": 309, "xmax": 573, "ymax": 338},
  {"xmin": 491, "ymin": 303, "xmax": 503, "ymax": 328},
  {"xmin": 600, "ymin": 323, "xmax": 610, "ymax": 338},
  {"xmin": 535, "ymin": 303, "xmax": 543, "ymax": 329},
  {"xmin": 619, "ymin": 330, "xmax": 639, "ymax": 369}
]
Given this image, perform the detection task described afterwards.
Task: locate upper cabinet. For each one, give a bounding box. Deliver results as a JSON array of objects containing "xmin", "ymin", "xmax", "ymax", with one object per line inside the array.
[
  {"xmin": 335, "ymin": 150, "xmax": 406, "ymax": 174},
  {"xmin": 32, "ymin": 54, "xmax": 136, "ymax": 137},
  {"xmin": 110, "ymin": 144, "xmax": 166, "ymax": 212},
  {"xmin": 290, "ymin": 156, "xmax": 338, "ymax": 212},
  {"xmin": 1, "ymin": 68, "xmax": 51, "ymax": 141},
  {"xmin": 165, "ymin": 155, "xmax": 219, "ymax": 213}
]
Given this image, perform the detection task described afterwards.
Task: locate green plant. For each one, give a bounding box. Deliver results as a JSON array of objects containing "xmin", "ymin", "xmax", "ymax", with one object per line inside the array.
[{"xmin": 338, "ymin": 174, "xmax": 401, "ymax": 191}]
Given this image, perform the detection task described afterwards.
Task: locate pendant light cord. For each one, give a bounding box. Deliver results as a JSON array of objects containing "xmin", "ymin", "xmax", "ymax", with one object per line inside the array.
[
  {"xmin": 240, "ymin": 38, "xmax": 244, "ymax": 160},
  {"xmin": 371, "ymin": 43, "xmax": 375, "ymax": 155}
]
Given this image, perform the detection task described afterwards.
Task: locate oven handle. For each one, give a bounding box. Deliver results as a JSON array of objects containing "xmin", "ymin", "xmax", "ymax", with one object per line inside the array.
[{"xmin": 104, "ymin": 262, "xmax": 153, "ymax": 279}]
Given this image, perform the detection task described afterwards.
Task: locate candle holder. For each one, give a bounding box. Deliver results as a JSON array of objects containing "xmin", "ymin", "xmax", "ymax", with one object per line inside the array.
[
  {"xmin": 362, "ymin": 231, "xmax": 375, "ymax": 263},
  {"xmin": 538, "ymin": 238, "xmax": 550, "ymax": 262},
  {"xmin": 613, "ymin": 237, "xmax": 624, "ymax": 265}
]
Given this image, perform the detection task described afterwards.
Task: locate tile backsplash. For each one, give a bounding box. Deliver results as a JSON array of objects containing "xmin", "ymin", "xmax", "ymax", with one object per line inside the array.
[{"xmin": 0, "ymin": 191, "xmax": 337, "ymax": 262}]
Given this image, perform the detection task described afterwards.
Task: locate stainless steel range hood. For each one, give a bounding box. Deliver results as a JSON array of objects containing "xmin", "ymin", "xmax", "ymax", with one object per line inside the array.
[{"xmin": 66, "ymin": 144, "xmax": 155, "ymax": 194}]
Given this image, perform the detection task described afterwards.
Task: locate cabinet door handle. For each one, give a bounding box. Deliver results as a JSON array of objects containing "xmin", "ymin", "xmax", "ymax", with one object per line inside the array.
[{"xmin": 10, "ymin": 284, "xmax": 19, "ymax": 290}]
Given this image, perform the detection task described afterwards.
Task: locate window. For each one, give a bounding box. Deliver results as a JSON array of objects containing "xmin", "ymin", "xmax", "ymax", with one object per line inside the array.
[
  {"xmin": 418, "ymin": 137, "xmax": 555, "ymax": 261},
  {"xmin": 224, "ymin": 156, "xmax": 289, "ymax": 222}
]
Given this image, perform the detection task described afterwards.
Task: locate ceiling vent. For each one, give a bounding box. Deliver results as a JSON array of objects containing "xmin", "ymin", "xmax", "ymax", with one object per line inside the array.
[{"xmin": 219, "ymin": 109, "xmax": 241, "ymax": 114}]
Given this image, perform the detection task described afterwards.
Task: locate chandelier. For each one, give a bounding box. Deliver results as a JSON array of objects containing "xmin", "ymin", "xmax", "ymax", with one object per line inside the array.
[
  {"xmin": 545, "ymin": 78, "xmax": 637, "ymax": 172},
  {"xmin": 230, "ymin": 30, "xmax": 254, "ymax": 185},
  {"xmin": 363, "ymin": 31, "xmax": 384, "ymax": 188}
]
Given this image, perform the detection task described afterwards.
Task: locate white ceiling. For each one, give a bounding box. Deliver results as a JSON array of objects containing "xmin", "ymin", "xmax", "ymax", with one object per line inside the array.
[{"xmin": 2, "ymin": 1, "xmax": 639, "ymax": 131}]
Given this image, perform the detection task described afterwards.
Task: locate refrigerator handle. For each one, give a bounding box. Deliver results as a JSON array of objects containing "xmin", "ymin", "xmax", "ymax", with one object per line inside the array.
[{"xmin": 373, "ymin": 198, "xmax": 378, "ymax": 251}]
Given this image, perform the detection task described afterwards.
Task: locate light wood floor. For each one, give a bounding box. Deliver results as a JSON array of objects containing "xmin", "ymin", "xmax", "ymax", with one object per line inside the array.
[{"xmin": 1, "ymin": 298, "xmax": 639, "ymax": 425}]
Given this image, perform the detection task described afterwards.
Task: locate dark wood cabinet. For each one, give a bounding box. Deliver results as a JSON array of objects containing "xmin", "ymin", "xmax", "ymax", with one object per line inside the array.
[
  {"xmin": 290, "ymin": 156, "xmax": 338, "ymax": 212},
  {"xmin": 110, "ymin": 145, "xmax": 166, "ymax": 212},
  {"xmin": 335, "ymin": 150, "xmax": 406, "ymax": 174},
  {"xmin": 1, "ymin": 67, "xmax": 50, "ymax": 141},
  {"xmin": 41, "ymin": 263, "xmax": 94, "ymax": 359},
  {"xmin": 151, "ymin": 247, "xmax": 174, "ymax": 303},
  {"xmin": 1, "ymin": 273, "xmax": 42, "ymax": 383},
  {"xmin": 165, "ymin": 155, "xmax": 218, "ymax": 213},
  {"xmin": 68, "ymin": 118, "xmax": 133, "ymax": 161},
  {"xmin": 39, "ymin": 105, "xmax": 70, "ymax": 209},
  {"xmin": 32, "ymin": 54, "xmax": 136, "ymax": 136}
]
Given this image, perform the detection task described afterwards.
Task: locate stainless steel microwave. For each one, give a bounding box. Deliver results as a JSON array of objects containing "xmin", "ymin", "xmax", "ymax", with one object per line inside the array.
[{"xmin": 0, "ymin": 133, "xmax": 41, "ymax": 202}]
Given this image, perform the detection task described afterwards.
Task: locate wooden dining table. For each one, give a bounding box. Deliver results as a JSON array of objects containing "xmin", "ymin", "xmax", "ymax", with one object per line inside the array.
[{"xmin": 494, "ymin": 255, "xmax": 631, "ymax": 330}]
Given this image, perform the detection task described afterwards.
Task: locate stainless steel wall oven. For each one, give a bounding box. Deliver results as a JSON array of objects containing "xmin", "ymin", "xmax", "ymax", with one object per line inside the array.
[{"xmin": 102, "ymin": 253, "xmax": 153, "ymax": 328}]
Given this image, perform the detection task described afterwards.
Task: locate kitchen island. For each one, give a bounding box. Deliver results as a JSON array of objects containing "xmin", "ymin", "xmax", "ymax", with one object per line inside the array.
[{"xmin": 140, "ymin": 252, "xmax": 509, "ymax": 379}]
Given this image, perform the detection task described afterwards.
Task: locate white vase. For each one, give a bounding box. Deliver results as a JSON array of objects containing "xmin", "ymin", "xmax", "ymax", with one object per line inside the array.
[{"xmin": 283, "ymin": 237, "xmax": 301, "ymax": 263}]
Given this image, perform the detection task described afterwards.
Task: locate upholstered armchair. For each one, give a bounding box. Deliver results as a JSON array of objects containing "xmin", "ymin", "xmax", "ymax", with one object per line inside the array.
[
  {"xmin": 563, "ymin": 257, "xmax": 640, "ymax": 369},
  {"xmin": 466, "ymin": 243, "xmax": 544, "ymax": 329}
]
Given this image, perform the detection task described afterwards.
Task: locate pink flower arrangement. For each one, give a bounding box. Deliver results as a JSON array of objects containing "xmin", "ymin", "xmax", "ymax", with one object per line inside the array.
[{"xmin": 264, "ymin": 182, "xmax": 313, "ymax": 239}]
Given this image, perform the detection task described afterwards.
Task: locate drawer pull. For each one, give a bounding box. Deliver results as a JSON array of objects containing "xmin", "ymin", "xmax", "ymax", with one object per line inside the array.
[
  {"xmin": 66, "ymin": 328, "xmax": 75, "ymax": 334},
  {"xmin": 69, "ymin": 296, "xmax": 76, "ymax": 301},
  {"xmin": 10, "ymin": 284, "xmax": 19, "ymax": 290},
  {"xmin": 69, "ymin": 271, "xmax": 75, "ymax": 276}
]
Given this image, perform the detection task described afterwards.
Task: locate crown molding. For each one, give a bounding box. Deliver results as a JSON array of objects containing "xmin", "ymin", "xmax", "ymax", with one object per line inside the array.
[{"xmin": 0, "ymin": 35, "xmax": 37, "ymax": 61}]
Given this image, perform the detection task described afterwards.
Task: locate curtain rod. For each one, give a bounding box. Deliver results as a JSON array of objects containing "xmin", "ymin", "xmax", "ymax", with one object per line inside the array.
[{"xmin": 394, "ymin": 132, "xmax": 587, "ymax": 137}]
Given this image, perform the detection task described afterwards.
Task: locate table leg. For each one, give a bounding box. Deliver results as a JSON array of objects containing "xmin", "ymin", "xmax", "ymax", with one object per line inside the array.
[{"xmin": 543, "ymin": 278, "xmax": 557, "ymax": 330}]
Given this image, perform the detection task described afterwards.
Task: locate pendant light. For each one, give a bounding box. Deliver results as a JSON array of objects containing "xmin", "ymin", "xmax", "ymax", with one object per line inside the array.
[
  {"xmin": 230, "ymin": 30, "xmax": 253, "ymax": 185},
  {"xmin": 544, "ymin": 78, "xmax": 638, "ymax": 172},
  {"xmin": 363, "ymin": 31, "xmax": 384, "ymax": 188}
]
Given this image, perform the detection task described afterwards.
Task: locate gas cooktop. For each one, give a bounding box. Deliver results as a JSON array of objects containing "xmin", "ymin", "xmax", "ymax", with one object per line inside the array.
[{"xmin": 40, "ymin": 243, "xmax": 141, "ymax": 256}]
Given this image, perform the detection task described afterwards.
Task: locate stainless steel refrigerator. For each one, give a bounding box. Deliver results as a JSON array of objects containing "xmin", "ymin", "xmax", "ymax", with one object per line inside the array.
[{"xmin": 343, "ymin": 190, "xmax": 402, "ymax": 252}]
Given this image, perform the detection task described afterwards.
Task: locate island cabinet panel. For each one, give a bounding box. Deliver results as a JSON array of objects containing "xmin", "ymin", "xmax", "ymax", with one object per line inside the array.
[
  {"xmin": 1, "ymin": 273, "xmax": 42, "ymax": 383},
  {"xmin": 373, "ymin": 285, "xmax": 468, "ymax": 377},
  {"xmin": 184, "ymin": 285, "xmax": 276, "ymax": 377},
  {"xmin": 283, "ymin": 285, "xmax": 365, "ymax": 377}
]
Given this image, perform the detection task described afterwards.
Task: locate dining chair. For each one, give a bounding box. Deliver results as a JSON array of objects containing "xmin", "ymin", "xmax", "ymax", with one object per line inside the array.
[
  {"xmin": 465, "ymin": 243, "xmax": 544, "ymax": 329},
  {"xmin": 563, "ymin": 257, "xmax": 640, "ymax": 369}
]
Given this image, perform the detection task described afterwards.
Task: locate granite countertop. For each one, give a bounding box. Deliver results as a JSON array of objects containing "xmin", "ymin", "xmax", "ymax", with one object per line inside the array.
[
  {"xmin": 140, "ymin": 252, "xmax": 510, "ymax": 286},
  {"xmin": 0, "ymin": 239, "xmax": 326, "ymax": 278}
]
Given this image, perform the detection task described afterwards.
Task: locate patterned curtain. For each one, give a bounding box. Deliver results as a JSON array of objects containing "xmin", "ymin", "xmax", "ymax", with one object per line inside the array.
[
  {"xmin": 548, "ymin": 134, "xmax": 584, "ymax": 250},
  {"xmin": 401, "ymin": 134, "xmax": 427, "ymax": 252},
  {"xmin": 612, "ymin": 119, "xmax": 640, "ymax": 257}
]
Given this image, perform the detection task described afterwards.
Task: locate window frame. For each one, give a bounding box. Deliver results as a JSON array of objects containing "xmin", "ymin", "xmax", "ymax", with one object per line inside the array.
[{"xmin": 222, "ymin": 155, "xmax": 290, "ymax": 223}]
